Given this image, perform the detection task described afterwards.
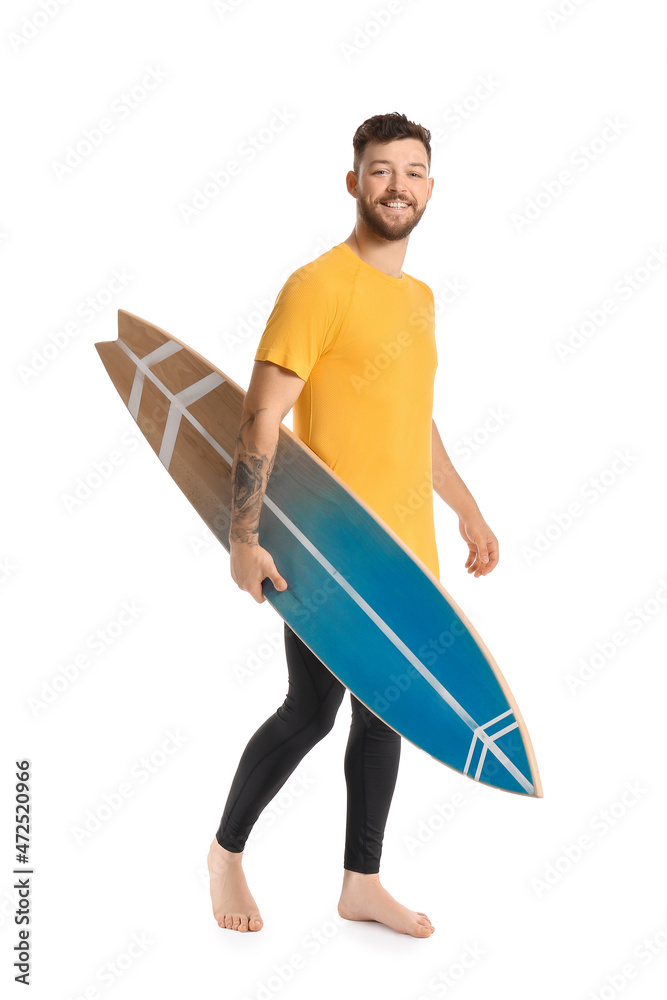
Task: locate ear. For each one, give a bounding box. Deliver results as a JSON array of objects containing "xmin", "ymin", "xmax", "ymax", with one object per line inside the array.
[{"xmin": 345, "ymin": 170, "xmax": 359, "ymax": 198}]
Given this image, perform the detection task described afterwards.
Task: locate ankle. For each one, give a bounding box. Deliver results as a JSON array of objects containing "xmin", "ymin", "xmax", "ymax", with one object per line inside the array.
[
  {"xmin": 210, "ymin": 839, "xmax": 244, "ymax": 864},
  {"xmin": 343, "ymin": 868, "xmax": 380, "ymax": 881}
]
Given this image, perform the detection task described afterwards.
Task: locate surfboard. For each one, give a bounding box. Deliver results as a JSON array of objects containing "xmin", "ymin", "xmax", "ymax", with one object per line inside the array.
[{"xmin": 95, "ymin": 309, "xmax": 543, "ymax": 798}]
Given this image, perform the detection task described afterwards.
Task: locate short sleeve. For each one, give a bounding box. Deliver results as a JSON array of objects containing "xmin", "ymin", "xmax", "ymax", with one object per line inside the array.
[{"xmin": 254, "ymin": 265, "xmax": 337, "ymax": 382}]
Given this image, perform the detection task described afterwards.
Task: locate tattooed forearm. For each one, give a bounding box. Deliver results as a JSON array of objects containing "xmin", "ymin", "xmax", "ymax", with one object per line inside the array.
[{"xmin": 229, "ymin": 412, "xmax": 278, "ymax": 546}]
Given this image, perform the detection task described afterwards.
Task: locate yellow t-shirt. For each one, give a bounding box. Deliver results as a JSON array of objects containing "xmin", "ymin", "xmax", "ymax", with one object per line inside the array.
[{"xmin": 254, "ymin": 241, "xmax": 439, "ymax": 579}]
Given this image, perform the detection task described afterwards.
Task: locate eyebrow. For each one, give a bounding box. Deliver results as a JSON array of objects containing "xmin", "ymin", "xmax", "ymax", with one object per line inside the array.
[{"xmin": 367, "ymin": 159, "xmax": 428, "ymax": 171}]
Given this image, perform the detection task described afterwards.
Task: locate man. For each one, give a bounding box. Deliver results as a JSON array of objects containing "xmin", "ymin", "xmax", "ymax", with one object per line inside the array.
[{"xmin": 207, "ymin": 112, "xmax": 498, "ymax": 937}]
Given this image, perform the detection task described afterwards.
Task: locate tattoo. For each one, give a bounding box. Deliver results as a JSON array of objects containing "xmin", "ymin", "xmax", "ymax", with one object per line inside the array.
[{"xmin": 229, "ymin": 413, "xmax": 278, "ymax": 545}]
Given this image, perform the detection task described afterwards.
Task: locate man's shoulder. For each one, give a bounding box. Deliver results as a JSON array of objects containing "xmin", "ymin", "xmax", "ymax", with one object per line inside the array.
[
  {"xmin": 279, "ymin": 243, "xmax": 353, "ymax": 298},
  {"xmin": 405, "ymin": 272, "xmax": 435, "ymax": 302}
]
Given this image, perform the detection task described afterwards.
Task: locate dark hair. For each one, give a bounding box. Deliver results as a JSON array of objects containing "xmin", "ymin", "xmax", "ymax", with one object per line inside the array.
[{"xmin": 352, "ymin": 112, "xmax": 431, "ymax": 175}]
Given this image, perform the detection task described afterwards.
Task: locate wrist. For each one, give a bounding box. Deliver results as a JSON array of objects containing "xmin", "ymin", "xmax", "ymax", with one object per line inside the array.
[
  {"xmin": 457, "ymin": 505, "xmax": 483, "ymax": 524},
  {"xmin": 229, "ymin": 532, "xmax": 259, "ymax": 548}
]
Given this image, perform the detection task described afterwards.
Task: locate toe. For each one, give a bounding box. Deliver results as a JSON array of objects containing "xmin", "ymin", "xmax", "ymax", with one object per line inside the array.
[{"xmin": 416, "ymin": 915, "xmax": 434, "ymax": 935}]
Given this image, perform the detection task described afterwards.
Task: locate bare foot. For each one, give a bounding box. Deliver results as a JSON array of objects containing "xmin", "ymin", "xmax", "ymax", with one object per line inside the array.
[
  {"xmin": 338, "ymin": 870, "xmax": 435, "ymax": 938},
  {"xmin": 207, "ymin": 839, "xmax": 263, "ymax": 932}
]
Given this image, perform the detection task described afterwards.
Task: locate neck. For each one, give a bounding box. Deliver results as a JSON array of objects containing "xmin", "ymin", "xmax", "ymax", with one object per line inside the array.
[{"xmin": 344, "ymin": 224, "xmax": 408, "ymax": 279}]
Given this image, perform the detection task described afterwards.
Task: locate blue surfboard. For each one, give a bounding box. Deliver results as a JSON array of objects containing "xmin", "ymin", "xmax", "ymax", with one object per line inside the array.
[{"xmin": 95, "ymin": 310, "xmax": 543, "ymax": 798}]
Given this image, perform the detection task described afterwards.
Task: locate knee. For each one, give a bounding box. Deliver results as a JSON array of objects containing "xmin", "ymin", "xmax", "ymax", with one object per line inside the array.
[
  {"xmin": 308, "ymin": 704, "xmax": 339, "ymax": 742},
  {"xmin": 277, "ymin": 696, "xmax": 341, "ymax": 744}
]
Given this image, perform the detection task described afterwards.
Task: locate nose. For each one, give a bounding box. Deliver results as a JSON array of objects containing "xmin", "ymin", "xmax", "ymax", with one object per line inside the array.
[{"xmin": 385, "ymin": 178, "xmax": 410, "ymax": 198}]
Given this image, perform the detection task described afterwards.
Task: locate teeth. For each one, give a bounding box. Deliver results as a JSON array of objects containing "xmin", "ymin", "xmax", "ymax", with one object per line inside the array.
[{"xmin": 383, "ymin": 201, "xmax": 409, "ymax": 208}]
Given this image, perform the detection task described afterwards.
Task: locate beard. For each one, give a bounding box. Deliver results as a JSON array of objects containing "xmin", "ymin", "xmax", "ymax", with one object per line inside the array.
[{"xmin": 356, "ymin": 194, "xmax": 428, "ymax": 242}]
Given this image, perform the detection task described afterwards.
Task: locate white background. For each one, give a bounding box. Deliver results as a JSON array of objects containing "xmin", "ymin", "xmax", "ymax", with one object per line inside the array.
[{"xmin": 2, "ymin": 0, "xmax": 666, "ymax": 998}]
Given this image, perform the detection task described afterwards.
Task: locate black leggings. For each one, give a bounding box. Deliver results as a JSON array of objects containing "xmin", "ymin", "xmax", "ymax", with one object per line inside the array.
[{"xmin": 215, "ymin": 622, "xmax": 401, "ymax": 874}]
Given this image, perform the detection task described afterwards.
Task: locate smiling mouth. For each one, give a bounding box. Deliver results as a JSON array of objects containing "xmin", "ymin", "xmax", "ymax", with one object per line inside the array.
[{"xmin": 380, "ymin": 201, "xmax": 412, "ymax": 213}]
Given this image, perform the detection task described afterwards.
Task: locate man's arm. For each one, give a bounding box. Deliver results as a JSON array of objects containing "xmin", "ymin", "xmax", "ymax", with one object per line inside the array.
[
  {"xmin": 432, "ymin": 419, "xmax": 499, "ymax": 577},
  {"xmin": 228, "ymin": 360, "xmax": 305, "ymax": 602}
]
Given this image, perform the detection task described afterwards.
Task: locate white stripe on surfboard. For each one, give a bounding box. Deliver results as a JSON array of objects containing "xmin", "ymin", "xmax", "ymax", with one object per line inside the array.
[
  {"xmin": 117, "ymin": 336, "xmax": 534, "ymax": 795},
  {"xmin": 474, "ymin": 726, "xmax": 519, "ymax": 782},
  {"xmin": 464, "ymin": 709, "xmax": 516, "ymax": 780},
  {"xmin": 128, "ymin": 340, "xmax": 183, "ymax": 419},
  {"xmin": 469, "ymin": 721, "xmax": 519, "ymax": 781},
  {"xmin": 159, "ymin": 372, "xmax": 225, "ymax": 468}
]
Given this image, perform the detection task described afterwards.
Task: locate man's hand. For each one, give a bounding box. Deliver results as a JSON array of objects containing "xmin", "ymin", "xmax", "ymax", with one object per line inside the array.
[
  {"xmin": 229, "ymin": 540, "xmax": 288, "ymax": 604},
  {"xmin": 458, "ymin": 515, "xmax": 499, "ymax": 577}
]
